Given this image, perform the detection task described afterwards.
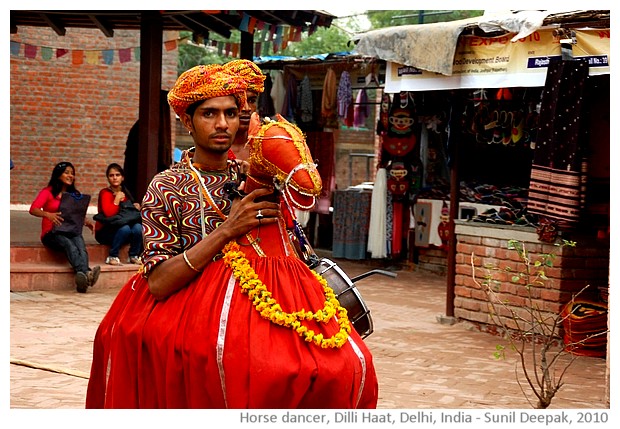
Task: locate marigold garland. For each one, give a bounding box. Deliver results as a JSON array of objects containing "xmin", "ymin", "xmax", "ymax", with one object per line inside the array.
[{"xmin": 222, "ymin": 240, "xmax": 351, "ymax": 348}]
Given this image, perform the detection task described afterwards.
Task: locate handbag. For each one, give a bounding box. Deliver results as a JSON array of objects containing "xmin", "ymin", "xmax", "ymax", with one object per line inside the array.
[
  {"xmin": 94, "ymin": 199, "xmax": 141, "ymax": 228},
  {"xmin": 53, "ymin": 192, "xmax": 91, "ymax": 236}
]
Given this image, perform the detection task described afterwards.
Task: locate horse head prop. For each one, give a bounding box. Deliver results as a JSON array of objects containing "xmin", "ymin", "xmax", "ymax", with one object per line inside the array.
[{"xmin": 244, "ymin": 113, "xmax": 322, "ymax": 210}]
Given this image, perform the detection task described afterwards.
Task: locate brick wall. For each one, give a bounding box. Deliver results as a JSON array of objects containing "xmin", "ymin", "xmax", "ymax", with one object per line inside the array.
[
  {"xmin": 453, "ymin": 222, "xmax": 609, "ymax": 335},
  {"xmin": 10, "ymin": 26, "xmax": 179, "ymax": 206}
]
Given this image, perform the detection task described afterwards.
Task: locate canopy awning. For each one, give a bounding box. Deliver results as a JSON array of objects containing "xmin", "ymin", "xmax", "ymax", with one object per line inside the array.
[{"xmin": 353, "ymin": 10, "xmax": 610, "ymax": 91}]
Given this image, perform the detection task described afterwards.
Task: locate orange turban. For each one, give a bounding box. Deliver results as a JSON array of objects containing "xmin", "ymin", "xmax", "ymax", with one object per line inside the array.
[
  {"xmin": 167, "ymin": 64, "xmax": 248, "ymax": 117},
  {"xmin": 224, "ymin": 59, "xmax": 266, "ymax": 93}
]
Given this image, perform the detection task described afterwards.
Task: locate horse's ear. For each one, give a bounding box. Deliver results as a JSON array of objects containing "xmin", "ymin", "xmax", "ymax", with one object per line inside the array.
[
  {"xmin": 248, "ymin": 112, "xmax": 261, "ymax": 137},
  {"xmin": 274, "ymin": 113, "xmax": 289, "ymax": 124}
]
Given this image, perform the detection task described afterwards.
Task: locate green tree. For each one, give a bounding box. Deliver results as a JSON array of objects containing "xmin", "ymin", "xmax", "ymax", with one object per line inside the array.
[
  {"xmin": 281, "ymin": 26, "xmax": 353, "ymax": 57},
  {"xmin": 367, "ymin": 10, "xmax": 484, "ymax": 27},
  {"xmin": 176, "ymin": 10, "xmax": 486, "ymax": 72}
]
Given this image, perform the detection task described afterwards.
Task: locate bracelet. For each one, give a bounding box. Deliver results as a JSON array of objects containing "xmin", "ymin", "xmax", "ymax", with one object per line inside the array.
[{"xmin": 183, "ymin": 250, "xmax": 202, "ymax": 273}]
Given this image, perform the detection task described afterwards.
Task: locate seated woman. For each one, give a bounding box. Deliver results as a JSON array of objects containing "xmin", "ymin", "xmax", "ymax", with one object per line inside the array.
[
  {"xmin": 29, "ymin": 161, "xmax": 100, "ymax": 293},
  {"xmin": 94, "ymin": 163, "xmax": 143, "ymax": 265},
  {"xmin": 86, "ymin": 63, "xmax": 378, "ymax": 409}
]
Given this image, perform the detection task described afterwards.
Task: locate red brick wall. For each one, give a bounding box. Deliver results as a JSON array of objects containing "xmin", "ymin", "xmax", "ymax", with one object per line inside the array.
[
  {"xmin": 453, "ymin": 222, "xmax": 609, "ymax": 333},
  {"xmin": 10, "ymin": 27, "xmax": 179, "ymax": 206}
]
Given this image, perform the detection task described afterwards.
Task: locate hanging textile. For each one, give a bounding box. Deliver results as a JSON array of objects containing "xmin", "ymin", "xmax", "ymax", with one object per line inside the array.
[
  {"xmin": 299, "ymin": 75, "xmax": 313, "ymax": 124},
  {"xmin": 382, "ymin": 92, "xmax": 417, "ymax": 157},
  {"xmin": 387, "ymin": 92, "xmax": 416, "ymax": 139},
  {"xmin": 258, "ymin": 73, "xmax": 276, "ymax": 117},
  {"xmin": 527, "ymin": 58, "xmax": 590, "ymax": 230},
  {"xmin": 354, "ymin": 88, "xmax": 370, "ymax": 128},
  {"xmin": 332, "ymin": 189, "xmax": 372, "ymax": 260},
  {"xmin": 305, "ymin": 132, "xmax": 335, "ymax": 215},
  {"xmin": 376, "ymin": 93, "xmax": 391, "ymax": 135},
  {"xmin": 337, "ymin": 71, "xmax": 352, "ymax": 118},
  {"xmin": 270, "ymin": 70, "xmax": 286, "ymax": 115},
  {"xmin": 367, "ymin": 167, "xmax": 388, "ymax": 259},
  {"xmin": 321, "ymin": 67, "xmax": 338, "ymax": 128},
  {"xmin": 281, "ymin": 73, "xmax": 298, "ymax": 122}
]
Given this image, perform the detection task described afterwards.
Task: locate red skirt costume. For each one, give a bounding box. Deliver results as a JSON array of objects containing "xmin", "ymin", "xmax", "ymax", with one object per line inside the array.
[{"xmin": 86, "ymin": 117, "xmax": 378, "ymax": 409}]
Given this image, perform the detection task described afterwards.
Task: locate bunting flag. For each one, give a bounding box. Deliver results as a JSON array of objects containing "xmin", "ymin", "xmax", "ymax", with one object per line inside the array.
[
  {"xmin": 72, "ymin": 50, "xmax": 83, "ymax": 65},
  {"xmin": 239, "ymin": 13, "xmax": 250, "ymax": 32},
  {"xmin": 164, "ymin": 39, "xmax": 177, "ymax": 51},
  {"xmin": 41, "ymin": 46, "xmax": 53, "ymax": 60},
  {"xmin": 118, "ymin": 48, "xmax": 131, "ymax": 63},
  {"xmin": 24, "ymin": 44, "xmax": 37, "ymax": 59},
  {"xmin": 85, "ymin": 50, "xmax": 99, "ymax": 64},
  {"xmin": 9, "ymin": 37, "xmax": 181, "ymax": 65},
  {"xmin": 102, "ymin": 49, "xmax": 114, "ymax": 65},
  {"xmin": 10, "ymin": 41, "xmax": 20, "ymax": 55},
  {"xmin": 248, "ymin": 17, "xmax": 257, "ymax": 34},
  {"xmin": 10, "ymin": 21, "xmax": 309, "ymax": 65}
]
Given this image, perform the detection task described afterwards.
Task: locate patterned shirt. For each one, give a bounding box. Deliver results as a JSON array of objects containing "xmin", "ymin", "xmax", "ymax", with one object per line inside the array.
[{"xmin": 141, "ymin": 149, "xmax": 234, "ymax": 276}]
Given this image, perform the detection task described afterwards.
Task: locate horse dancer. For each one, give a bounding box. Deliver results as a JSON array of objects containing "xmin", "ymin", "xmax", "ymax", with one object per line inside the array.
[{"xmin": 86, "ymin": 63, "xmax": 378, "ymax": 409}]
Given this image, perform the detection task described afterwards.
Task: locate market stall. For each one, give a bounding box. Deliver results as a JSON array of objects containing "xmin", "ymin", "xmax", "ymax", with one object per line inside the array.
[{"xmin": 352, "ymin": 10, "xmax": 610, "ymax": 327}]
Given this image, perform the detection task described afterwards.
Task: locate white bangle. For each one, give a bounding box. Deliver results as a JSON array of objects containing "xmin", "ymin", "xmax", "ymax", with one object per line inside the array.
[{"xmin": 183, "ymin": 250, "xmax": 202, "ymax": 273}]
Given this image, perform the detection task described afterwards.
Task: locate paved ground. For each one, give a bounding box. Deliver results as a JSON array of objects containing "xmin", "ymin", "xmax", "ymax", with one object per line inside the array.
[
  {"xmin": 6, "ymin": 210, "xmax": 613, "ymax": 427},
  {"xmin": 8, "ymin": 256, "xmax": 610, "ymax": 411}
]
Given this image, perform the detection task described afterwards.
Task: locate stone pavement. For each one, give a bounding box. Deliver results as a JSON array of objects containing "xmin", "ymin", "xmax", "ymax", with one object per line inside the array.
[{"xmin": 7, "ymin": 257, "xmax": 610, "ymax": 412}]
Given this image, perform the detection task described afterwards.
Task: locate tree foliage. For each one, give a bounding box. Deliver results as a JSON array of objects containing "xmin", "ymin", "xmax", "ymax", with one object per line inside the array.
[
  {"xmin": 176, "ymin": 10, "xmax": 486, "ymax": 74},
  {"xmin": 367, "ymin": 10, "xmax": 484, "ymax": 27}
]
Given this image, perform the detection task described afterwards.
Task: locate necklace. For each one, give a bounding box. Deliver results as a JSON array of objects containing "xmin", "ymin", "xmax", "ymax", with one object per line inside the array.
[
  {"xmin": 187, "ymin": 153, "xmax": 266, "ymax": 254},
  {"xmin": 188, "ymin": 160, "xmax": 228, "ymax": 238}
]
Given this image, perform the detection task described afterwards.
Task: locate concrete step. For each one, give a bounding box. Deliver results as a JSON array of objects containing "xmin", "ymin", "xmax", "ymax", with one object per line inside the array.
[
  {"xmin": 10, "ymin": 243, "xmax": 139, "ymax": 292},
  {"xmin": 10, "ymin": 243, "xmax": 129, "ymax": 265}
]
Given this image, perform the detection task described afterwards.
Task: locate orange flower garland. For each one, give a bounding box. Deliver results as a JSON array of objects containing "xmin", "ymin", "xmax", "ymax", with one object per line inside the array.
[{"xmin": 222, "ymin": 241, "xmax": 351, "ymax": 348}]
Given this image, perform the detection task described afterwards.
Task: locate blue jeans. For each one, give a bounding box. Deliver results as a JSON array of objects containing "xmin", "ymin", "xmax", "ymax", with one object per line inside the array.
[
  {"xmin": 42, "ymin": 231, "xmax": 90, "ymax": 273},
  {"xmin": 110, "ymin": 223, "xmax": 143, "ymax": 258}
]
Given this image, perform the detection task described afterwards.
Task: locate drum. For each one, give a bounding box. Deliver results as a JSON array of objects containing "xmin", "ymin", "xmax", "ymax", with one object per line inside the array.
[{"xmin": 312, "ymin": 258, "xmax": 374, "ymax": 339}]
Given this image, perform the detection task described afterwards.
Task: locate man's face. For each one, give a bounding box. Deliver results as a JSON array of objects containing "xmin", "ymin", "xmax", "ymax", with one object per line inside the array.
[
  {"xmin": 182, "ymin": 95, "xmax": 240, "ymax": 154},
  {"xmin": 238, "ymin": 90, "xmax": 259, "ymax": 132}
]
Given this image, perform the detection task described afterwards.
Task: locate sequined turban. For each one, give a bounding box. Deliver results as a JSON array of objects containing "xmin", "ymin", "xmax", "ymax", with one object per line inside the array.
[
  {"xmin": 167, "ymin": 64, "xmax": 248, "ymax": 117},
  {"xmin": 224, "ymin": 59, "xmax": 266, "ymax": 93}
]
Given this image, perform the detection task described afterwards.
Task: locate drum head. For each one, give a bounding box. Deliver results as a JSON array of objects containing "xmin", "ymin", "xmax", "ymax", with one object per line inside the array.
[{"xmin": 313, "ymin": 258, "xmax": 374, "ymax": 338}]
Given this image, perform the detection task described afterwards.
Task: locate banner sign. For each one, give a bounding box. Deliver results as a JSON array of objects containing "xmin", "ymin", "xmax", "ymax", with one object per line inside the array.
[{"xmin": 385, "ymin": 28, "xmax": 610, "ymax": 92}]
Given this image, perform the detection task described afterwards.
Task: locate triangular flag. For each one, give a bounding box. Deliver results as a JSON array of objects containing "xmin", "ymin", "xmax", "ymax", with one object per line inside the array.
[
  {"xmin": 72, "ymin": 50, "xmax": 84, "ymax": 65},
  {"xmin": 231, "ymin": 43, "xmax": 239, "ymax": 58},
  {"xmin": 134, "ymin": 47, "xmax": 140, "ymax": 61},
  {"xmin": 254, "ymin": 42, "xmax": 262, "ymax": 57},
  {"xmin": 24, "ymin": 44, "xmax": 37, "ymax": 59},
  {"xmin": 217, "ymin": 42, "xmax": 223, "ymax": 56},
  {"xmin": 255, "ymin": 19, "xmax": 264, "ymax": 31},
  {"xmin": 56, "ymin": 48, "xmax": 68, "ymax": 58}
]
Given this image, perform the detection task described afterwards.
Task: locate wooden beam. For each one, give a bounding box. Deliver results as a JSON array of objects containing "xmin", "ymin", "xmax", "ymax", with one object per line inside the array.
[
  {"xmin": 87, "ymin": 14, "xmax": 114, "ymax": 37},
  {"xmin": 187, "ymin": 12, "xmax": 234, "ymax": 38},
  {"xmin": 136, "ymin": 11, "xmax": 163, "ymax": 202},
  {"xmin": 39, "ymin": 12, "xmax": 66, "ymax": 36}
]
